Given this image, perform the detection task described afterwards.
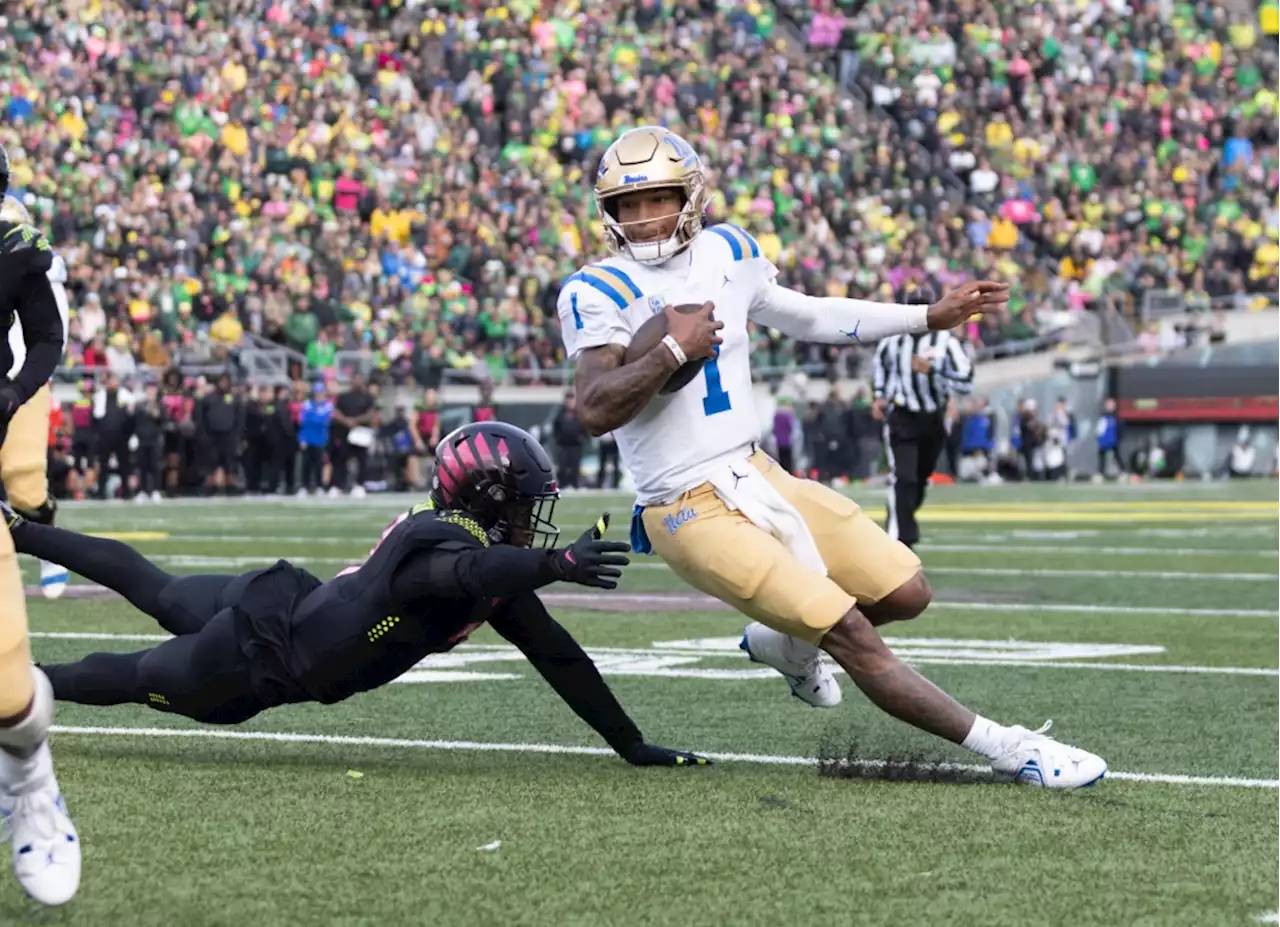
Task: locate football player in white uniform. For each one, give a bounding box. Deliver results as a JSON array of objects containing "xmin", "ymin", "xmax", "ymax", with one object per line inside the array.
[
  {"xmin": 557, "ymin": 126, "xmax": 1106, "ymax": 789},
  {"xmin": 0, "ymin": 145, "xmax": 80, "ymax": 905},
  {"xmin": 0, "ymin": 194, "xmax": 71, "ymax": 599}
]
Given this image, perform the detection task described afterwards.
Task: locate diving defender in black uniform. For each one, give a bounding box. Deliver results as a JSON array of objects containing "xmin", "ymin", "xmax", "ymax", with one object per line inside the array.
[{"xmin": 14, "ymin": 422, "xmax": 709, "ymax": 767}]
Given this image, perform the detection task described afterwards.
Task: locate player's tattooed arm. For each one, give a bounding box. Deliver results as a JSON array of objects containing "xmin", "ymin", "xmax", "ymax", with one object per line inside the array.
[{"xmin": 573, "ymin": 343, "xmax": 680, "ymax": 436}]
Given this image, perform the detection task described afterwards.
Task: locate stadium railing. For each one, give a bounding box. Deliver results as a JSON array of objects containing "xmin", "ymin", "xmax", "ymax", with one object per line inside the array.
[{"xmin": 1140, "ymin": 290, "xmax": 1272, "ymax": 321}]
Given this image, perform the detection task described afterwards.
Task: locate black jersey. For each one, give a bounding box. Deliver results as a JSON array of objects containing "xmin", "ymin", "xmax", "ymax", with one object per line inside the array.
[
  {"xmin": 0, "ymin": 219, "xmax": 66, "ymax": 404},
  {"xmin": 273, "ymin": 504, "xmax": 504, "ymax": 705}
]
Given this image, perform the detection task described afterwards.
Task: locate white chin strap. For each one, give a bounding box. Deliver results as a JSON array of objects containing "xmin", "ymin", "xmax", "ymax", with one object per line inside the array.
[{"xmin": 622, "ymin": 230, "xmax": 687, "ymax": 265}]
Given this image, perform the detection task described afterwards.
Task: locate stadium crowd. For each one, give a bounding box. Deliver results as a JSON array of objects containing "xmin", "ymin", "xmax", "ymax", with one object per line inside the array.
[
  {"xmin": 0, "ymin": 0, "xmax": 1276, "ymax": 496},
  {"xmin": 778, "ymin": 0, "xmax": 1278, "ymax": 315},
  {"xmin": 6, "ymin": 0, "xmax": 1276, "ymax": 386}
]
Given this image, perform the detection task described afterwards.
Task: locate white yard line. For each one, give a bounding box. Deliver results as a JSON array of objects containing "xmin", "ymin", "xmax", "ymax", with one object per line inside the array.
[
  {"xmin": 29, "ymin": 632, "xmax": 1277, "ymax": 677},
  {"xmin": 884, "ymin": 658, "xmax": 1276, "ymax": 677},
  {"xmin": 928, "ymin": 526, "xmax": 1278, "ymax": 542},
  {"xmin": 902, "ymin": 601, "xmax": 1277, "ymax": 618},
  {"xmin": 1257, "ymin": 912, "xmax": 1279, "ymax": 925},
  {"xmin": 73, "ymin": 553, "xmax": 1276, "ymax": 583},
  {"xmin": 105, "ymin": 535, "xmax": 1279, "ymax": 560},
  {"xmin": 919, "ymin": 544, "xmax": 1279, "ymax": 559},
  {"xmin": 918, "ymin": 566, "xmax": 1274, "ymax": 582},
  {"xmin": 627, "ymin": 563, "xmax": 1276, "ymax": 581},
  {"xmin": 45, "ymin": 725, "xmax": 1280, "ymax": 789},
  {"xmin": 32, "ymin": 584, "xmax": 1278, "ymax": 618},
  {"xmin": 152, "ymin": 535, "xmax": 362, "ymax": 546}
]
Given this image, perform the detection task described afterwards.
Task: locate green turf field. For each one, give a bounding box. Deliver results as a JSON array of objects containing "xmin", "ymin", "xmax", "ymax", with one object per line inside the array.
[{"xmin": 6, "ymin": 481, "xmax": 1278, "ymax": 926}]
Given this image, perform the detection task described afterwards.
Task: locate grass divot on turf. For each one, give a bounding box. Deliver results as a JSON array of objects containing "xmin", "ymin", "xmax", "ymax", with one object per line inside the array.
[{"xmin": 815, "ymin": 735, "xmax": 997, "ymax": 786}]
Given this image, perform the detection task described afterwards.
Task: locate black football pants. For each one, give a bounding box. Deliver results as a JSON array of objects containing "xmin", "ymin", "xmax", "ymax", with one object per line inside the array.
[
  {"xmin": 883, "ymin": 408, "xmax": 948, "ymax": 549},
  {"xmin": 19, "ymin": 522, "xmax": 266, "ymax": 723}
]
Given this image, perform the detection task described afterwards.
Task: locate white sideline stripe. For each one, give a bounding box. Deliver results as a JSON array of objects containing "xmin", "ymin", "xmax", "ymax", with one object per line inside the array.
[
  {"xmin": 130, "ymin": 536, "xmax": 1280, "ymax": 560},
  {"xmin": 628, "ymin": 563, "xmax": 1275, "ymax": 581},
  {"xmin": 36, "ymin": 632, "xmax": 168, "ymax": 642},
  {"xmin": 931, "ymin": 601, "xmax": 1280, "ymax": 614},
  {"xmin": 927, "ymin": 601, "xmax": 1276, "ymax": 618},
  {"xmin": 920, "ymin": 544, "xmax": 1279, "ymax": 559},
  {"xmin": 161, "ymin": 535, "xmax": 360, "ymax": 545},
  {"xmin": 929, "ymin": 566, "xmax": 1274, "ymax": 582},
  {"xmin": 28, "ymin": 632, "xmax": 1278, "ymax": 677},
  {"xmin": 1257, "ymin": 912, "xmax": 1279, "ymax": 924},
  {"xmin": 540, "ymin": 593, "xmax": 1279, "ymax": 619},
  {"xmin": 35, "ymin": 585, "xmax": 1279, "ymax": 618},
  {"xmin": 895, "ymin": 658, "xmax": 1277, "ymax": 677},
  {"xmin": 96, "ymin": 554, "xmax": 1279, "ymax": 582},
  {"xmin": 46, "ymin": 725, "xmax": 1279, "ymax": 789}
]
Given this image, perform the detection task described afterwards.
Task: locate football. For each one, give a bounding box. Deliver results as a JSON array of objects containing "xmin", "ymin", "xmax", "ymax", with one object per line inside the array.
[{"xmin": 622, "ymin": 303, "xmax": 708, "ymax": 395}]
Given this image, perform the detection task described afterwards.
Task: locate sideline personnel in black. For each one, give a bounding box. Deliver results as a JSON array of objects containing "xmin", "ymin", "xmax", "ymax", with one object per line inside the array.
[
  {"xmin": 14, "ymin": 422, "xmax": 708, "ymax": 767},
  {"xmin": 551, "ymin": 391, "xmax": 586, "ymax": 488},
  {"xmin": 197, "ymin": 373, "xmax": 243, "ymax": 495},
  {"xmin": 871, "ymin": 287, "xmax": 974, "ymax": 548}
]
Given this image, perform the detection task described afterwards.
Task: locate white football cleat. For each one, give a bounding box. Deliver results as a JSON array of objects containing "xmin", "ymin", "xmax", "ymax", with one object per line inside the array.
[
  {"xmin": 38, "ymin": 561, "xmax": 68, "ymax": 600},
  {"xmin": 740, "ymin": 622, "xmax": 842, "ymax": 708},
  {"xmin": 0, "ymin": 744, "xmax": 80, "ymax": 906},
  {"xmin": 991, "ymin": 721, "xmax": 1107, "ymax": 789}
]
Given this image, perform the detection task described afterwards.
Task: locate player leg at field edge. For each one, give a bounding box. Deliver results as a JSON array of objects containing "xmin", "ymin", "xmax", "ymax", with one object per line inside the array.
[
  {"xmin": 645, "ymin": 458, "xmax": 1106, "ymax": 788},
  {"xmin": 0, "ymin": 518, "xmax": 79, "ymax": 906},
  {"xmin": 816, "ymin": 603, "xmax": 1106, "ymax": 787},
  {"xmin": 739, "ymin": 569, "xmax": 930, "ymax": 708},
  {"xmin": 0, "ymin": 385, "xmax": 69, "ymax": 598}
]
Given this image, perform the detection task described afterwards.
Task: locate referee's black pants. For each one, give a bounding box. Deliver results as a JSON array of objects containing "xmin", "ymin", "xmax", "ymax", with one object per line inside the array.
[{"xmin": 883, "ymin": 407, "xmax": 948, "ymax": 549}]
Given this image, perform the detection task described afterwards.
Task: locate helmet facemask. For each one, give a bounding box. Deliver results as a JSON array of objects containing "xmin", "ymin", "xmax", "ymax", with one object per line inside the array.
[
  {"xmin": 493, "ymin": 492, "xmax": 560, "ymax": 549},
  {"xmin": 598, "ymin": 176, "xmax": 706, "ymax": 265}
]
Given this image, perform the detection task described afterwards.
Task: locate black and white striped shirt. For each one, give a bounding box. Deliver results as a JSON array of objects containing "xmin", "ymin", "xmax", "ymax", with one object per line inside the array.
[{"xmin": 872, "ymin": 331, "xmax": 974, "ymax": 413}]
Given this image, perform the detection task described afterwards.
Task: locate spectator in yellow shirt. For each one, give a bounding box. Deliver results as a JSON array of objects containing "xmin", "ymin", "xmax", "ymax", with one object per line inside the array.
[
  {"xmin": 1261, "ymin": 0, "xmax": 1278, "ymax": 35},
  {"xmin": 220, "ymin": 121, "xmax": 249, "ymax": 158},
  {"xmin": 211, "ymin": 311, "xmax": 244, "ymax": 347},
  {"xmin": 985, "ymin": 115, "xmax": 1014, "ymax": 148},
  {"xmin": 1059, "ymin": 249, "xmax": 1094, "ymax": 282},
  {"xmin": 988, "ymin": 216, "xmax": 1018, "ymax": 249}
]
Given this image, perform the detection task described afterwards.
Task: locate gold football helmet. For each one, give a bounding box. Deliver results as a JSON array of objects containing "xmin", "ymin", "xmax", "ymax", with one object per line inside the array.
[{"xmin": 594, "ymin": 126, "xmax": 708, "ymax": 264}]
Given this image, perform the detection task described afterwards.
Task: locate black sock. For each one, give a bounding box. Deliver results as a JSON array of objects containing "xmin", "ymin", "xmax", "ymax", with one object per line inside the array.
[
  {"xmin": 16, "ymin": 523, "xmax": 173, "ymax": 616},
  {"xmin": 41, "ymin": 654, "xmax": 146, "ymax": 707}
]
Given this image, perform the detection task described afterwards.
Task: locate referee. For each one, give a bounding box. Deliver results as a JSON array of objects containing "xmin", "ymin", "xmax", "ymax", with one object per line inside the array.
[{"xmin": 872, "ymin": 287, "xmax": 974, "ymax": 548}]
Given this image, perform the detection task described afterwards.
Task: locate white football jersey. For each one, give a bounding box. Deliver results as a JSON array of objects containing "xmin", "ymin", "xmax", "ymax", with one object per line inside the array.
[
  {"xmin": 8, "ymin": 251, "xmax": 70, "ymax": 379},
  {"xmin": 558, "ymin": 223, "xmax": 775, "ymax": 504}
]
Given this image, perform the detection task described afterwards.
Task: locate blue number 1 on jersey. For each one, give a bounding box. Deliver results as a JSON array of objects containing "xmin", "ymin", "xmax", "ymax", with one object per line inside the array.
[{"xmin": 702, "ymin": 346, "xmax": 731, "ymax": 416}]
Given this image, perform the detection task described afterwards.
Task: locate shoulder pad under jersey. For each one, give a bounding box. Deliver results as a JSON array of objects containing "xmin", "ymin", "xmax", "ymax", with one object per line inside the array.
[
  {"xmin": 0, "ymin": 220, "xmax": 53, "ymax": 272},
  {"xmin": 561, "ymin": 261, "xmax": 646, "ymax": 312},
  {"xmin": 701, "ymin": 222, "xmax": 762, "ymax": 265},
  {"xmin": 408, "ymin": 500, "xmax": 491, "ymax": 548}
]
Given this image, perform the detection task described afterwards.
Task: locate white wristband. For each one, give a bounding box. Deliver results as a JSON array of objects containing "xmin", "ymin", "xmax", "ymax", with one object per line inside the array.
[{"xmin": 661, "ymin": 334, "xmax": 688, "ymax": 366}]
